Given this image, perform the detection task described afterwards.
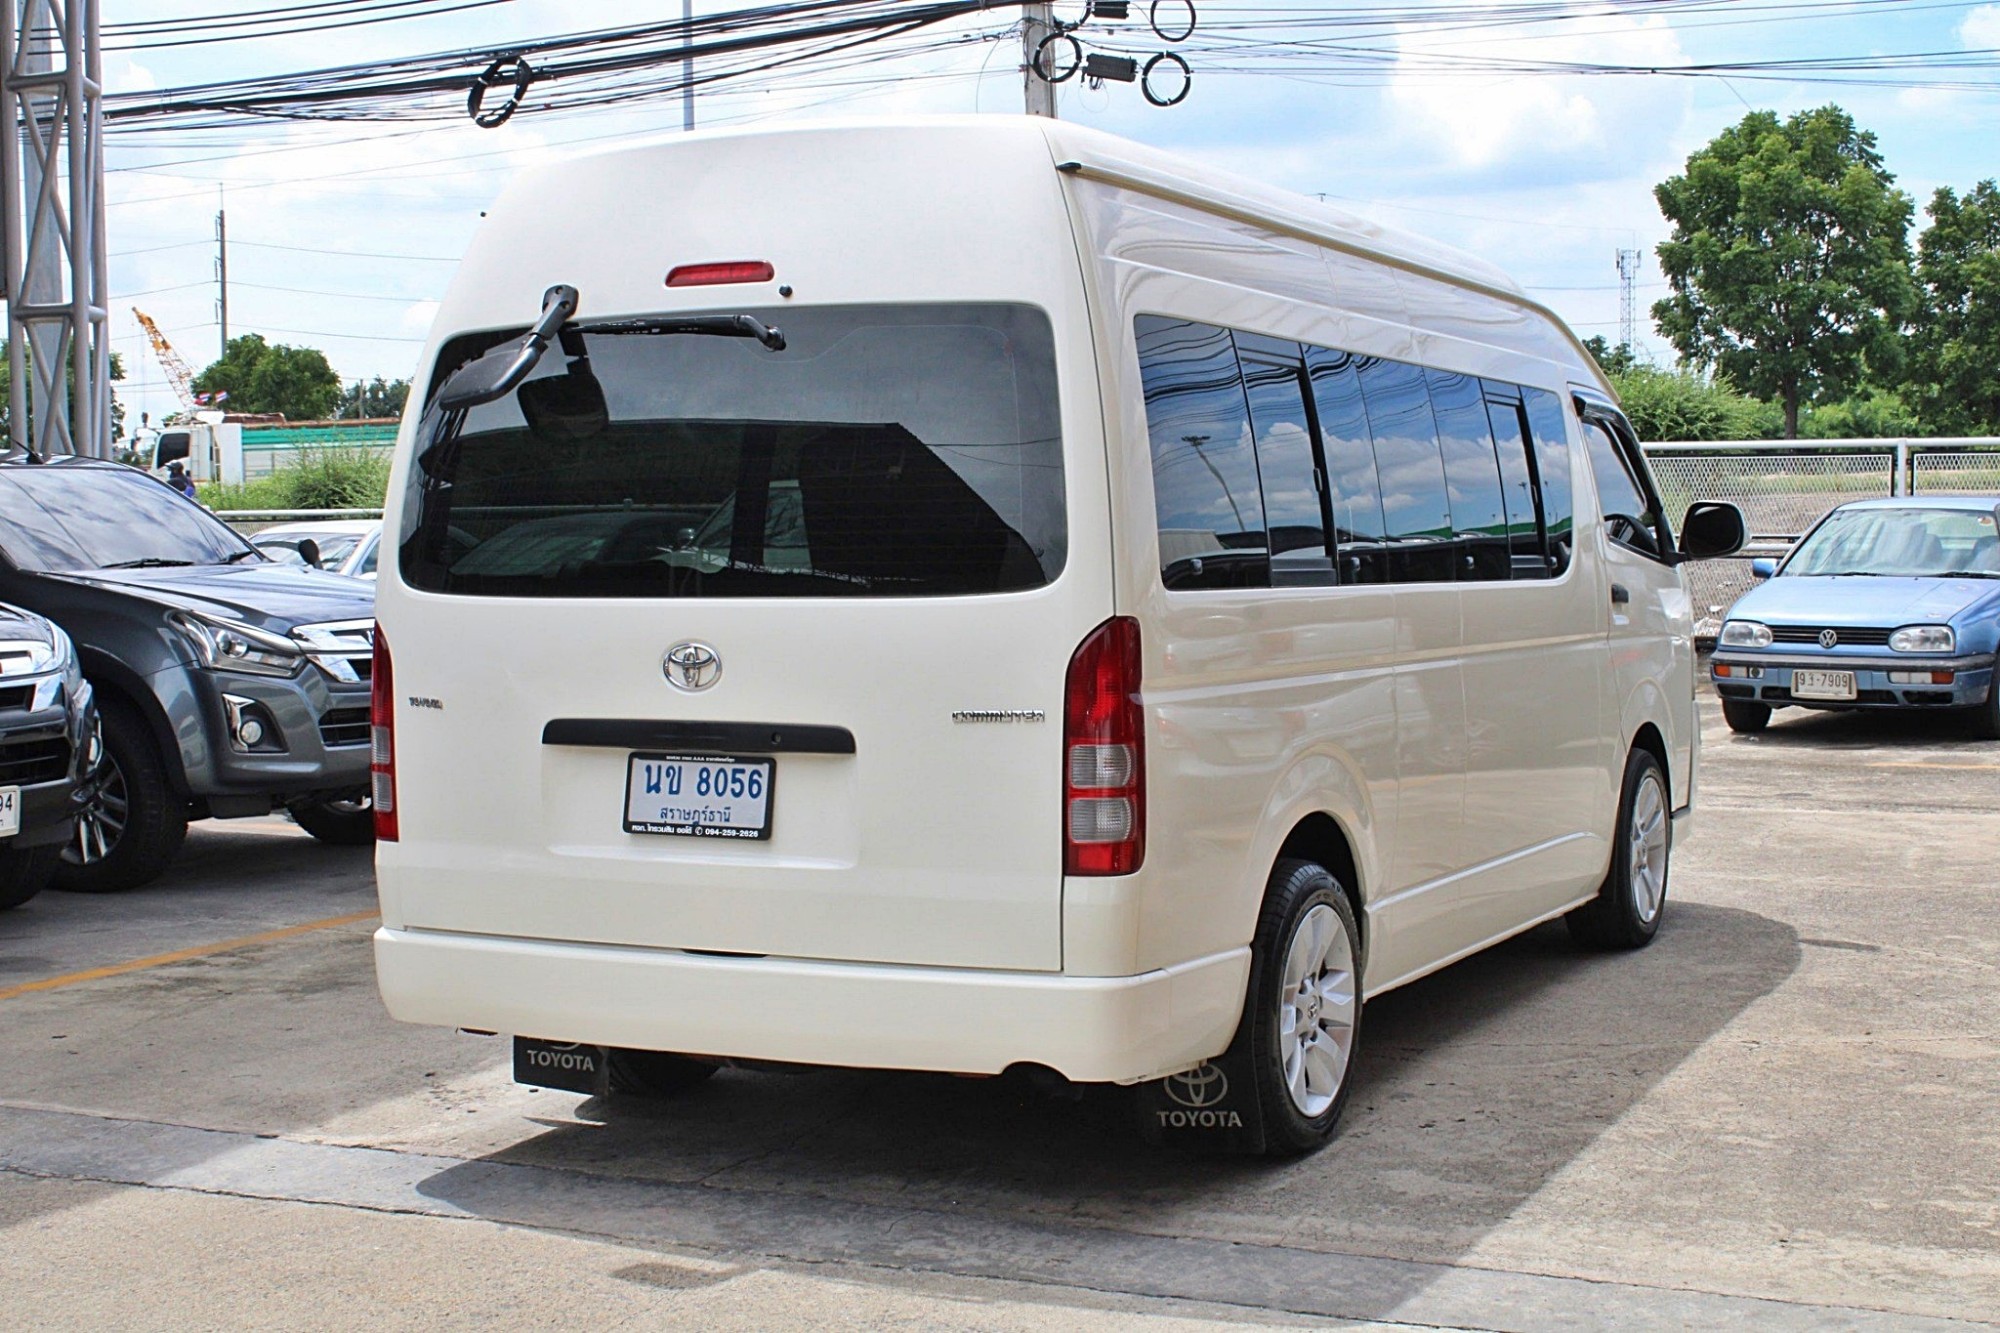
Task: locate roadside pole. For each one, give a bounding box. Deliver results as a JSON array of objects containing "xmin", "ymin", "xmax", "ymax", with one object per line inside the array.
[{"xmin": 1022, "ymin": 3, "xmax": 1056, "ymax": 117}]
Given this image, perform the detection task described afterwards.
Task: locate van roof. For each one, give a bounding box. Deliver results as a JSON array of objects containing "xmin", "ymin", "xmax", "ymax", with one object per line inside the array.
[{"xmin": 543, "ymin": 115, "xmax": 1529, "ymax": 308}]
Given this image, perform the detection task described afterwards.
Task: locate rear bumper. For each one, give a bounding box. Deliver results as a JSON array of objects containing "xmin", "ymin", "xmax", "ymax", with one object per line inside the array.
[{"xmin": 374, "ymin": 926, "xmax": 1249, "ymax": 1086}]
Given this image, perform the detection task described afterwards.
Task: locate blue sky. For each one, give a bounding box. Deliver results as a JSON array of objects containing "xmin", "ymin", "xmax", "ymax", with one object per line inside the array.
[{"xmin": 101, "ymin": 1, "xmax": 2000, "ymax": 427}]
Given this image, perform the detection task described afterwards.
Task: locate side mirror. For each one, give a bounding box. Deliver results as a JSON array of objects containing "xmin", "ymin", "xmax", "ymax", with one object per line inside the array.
[
  {"xmin": 517, "ymin": 359, "xmax": 609, "ymax": 441},
  {"xmin": 297, "ymin": 538, "xmax": 322, "ymax": 569},
  {"xmin": 1678, "ymin": 501, "xmax": 1747, "ymax": 561},
  {"xmin": 1750, "ymin": 557, "xmax": 1776, "ymax": 581}
]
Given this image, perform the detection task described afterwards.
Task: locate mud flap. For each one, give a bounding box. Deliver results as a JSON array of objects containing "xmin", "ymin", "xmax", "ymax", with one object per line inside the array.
[
  {"xmin": 512, "ymin": 1036, "xmax": 610, "ymax": 1096},
  {"xmin": 1134, "ymin": 1020, "xmax": 1268, "ymax": 1154}
]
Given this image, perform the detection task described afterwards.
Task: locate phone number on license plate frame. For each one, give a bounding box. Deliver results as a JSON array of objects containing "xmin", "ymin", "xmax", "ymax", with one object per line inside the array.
[{"xmin": 624, "ymin": 753, "xmax": 774, "ymax": 839}]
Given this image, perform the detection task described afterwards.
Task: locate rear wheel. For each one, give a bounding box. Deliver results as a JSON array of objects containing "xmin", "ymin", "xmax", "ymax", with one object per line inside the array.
[
  {"xmin": 1568, "ymin": 747, "xmax": 1670, "ymax": 950},
  {"xmin": 0, "ymin": 843, "xmax": 59, "ymax": 910},
  {"xmin": 55, "ymin": 698, "xmax": 186, "ymax": 894},
  {"xmin": 1247, "ymin": 859, "xmax": 1363, "ymax": 1155},
  {"xmin": 288, "ymin": 793, "xmax": 376, "ymax": 846},
  {"xmin": 1720, "ymin": 699, "xmax": 1771, "ymax": 733},
  {"xmin": 607, "ymin": 1048, "xmax": 719, "ymax": 1097}
]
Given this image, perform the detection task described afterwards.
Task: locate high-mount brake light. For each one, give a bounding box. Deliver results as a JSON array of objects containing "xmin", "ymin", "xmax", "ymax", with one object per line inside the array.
[
  {"xmin": 371, "ymin": 626, "xmax": 398, "ymax": 842},
  {"xmin": 665, "ymin": 261, "xmax": 775, "ymax": 288},
  {"xmin": 1063, "ymin": 617, "xmax": 1144, "ymax": 876}
]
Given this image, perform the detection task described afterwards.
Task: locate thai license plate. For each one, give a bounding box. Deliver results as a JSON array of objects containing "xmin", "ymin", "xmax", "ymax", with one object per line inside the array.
[
  {"xmin": 623, "ymin": 753, "xmax": 774, "ymax": 839},
  {"xmin": 1793, "ymin": 669, "xmax": 1857, "ymax": 701},
  {"xmin": 0, "ymin": 786, "xmax": 17, "ymax": 838}
]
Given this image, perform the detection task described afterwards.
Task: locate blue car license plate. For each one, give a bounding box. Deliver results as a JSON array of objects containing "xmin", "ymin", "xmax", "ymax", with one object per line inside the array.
[{"xmin": 623, "ymin": 753, "xmax": 774, "ymax": 839}]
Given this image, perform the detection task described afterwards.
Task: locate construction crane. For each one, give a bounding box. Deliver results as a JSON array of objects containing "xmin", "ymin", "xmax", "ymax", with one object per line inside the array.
[{"xmin": 132, "ymin": 308, "xmax": 200, "ymax": 415}]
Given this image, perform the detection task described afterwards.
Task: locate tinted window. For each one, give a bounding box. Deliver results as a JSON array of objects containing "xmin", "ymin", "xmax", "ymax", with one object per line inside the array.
[
  {"xmin": 1483, "ymin": 390, "xmax": 1547, "ymax": 578},
  {"xmin": 402, "ymin": 304, "xmax": 1064, "ymax": 598},
  {"xmin": 154, "ymin": 432, "xmax": 191, "ymax": 466},
  {"xmin": 1307, "ymin": 348, "xmax": 1388, "ymax": 585},
  {"xmin": 1581, "ymin": 416, "xmax": 1661, "ymax": 557},
  {"xmin": 1239, "ymin": 341, "xmax": 1333, "ymax": 587},
  {"xmin": 1137, "ymin": 317, "xmax": 1268, "ymax": 590},
  {"xmin": 0, "ymin": 464, "xmax": 251, "ymax": 572},
  {"xmin": 1357, "ymin": 358, "xmax": 1453, "ymax": 583},
  {"xmin": 1521, "ymin": 388, "xmax": 1574, "ymax": 576},
  {"xmin": 1428, "ymin": 369, "xmax": 1509, "ymax": 582}
]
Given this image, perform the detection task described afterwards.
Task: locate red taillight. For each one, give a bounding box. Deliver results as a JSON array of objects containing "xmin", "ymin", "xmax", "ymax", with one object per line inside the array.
[
  {"xmin": 370, "ymin": 625, "xmax": 397, "ymax": 842},
  {"xmin": 665, "ymin": 261, "xmax": 774, "ymax": 287},
  {"xmin": 1064, "ymin": 617, "xmax": 1144, "ymax": 876}
]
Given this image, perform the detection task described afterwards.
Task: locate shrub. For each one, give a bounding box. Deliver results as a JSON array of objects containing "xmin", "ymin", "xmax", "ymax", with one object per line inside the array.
[
  {"xmin": 202, "ymin": 446, "xmax": 390, "ymax": 512},
  {"xmin": 1609, "ymin": 366, "xmax": 1779, "ymax": 442}
]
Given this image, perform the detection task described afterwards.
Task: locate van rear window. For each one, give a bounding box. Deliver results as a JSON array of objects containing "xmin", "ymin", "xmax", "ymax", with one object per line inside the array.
[{"xmin": 400, "ymin": 304, "xmax": 1064, "ymax": 598}]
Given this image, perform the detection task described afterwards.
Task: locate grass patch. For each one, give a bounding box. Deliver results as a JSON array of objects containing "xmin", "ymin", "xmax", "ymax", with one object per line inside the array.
[{"xmin": 202, "ymin": 446, "xmax": 390, "ymax": 512}]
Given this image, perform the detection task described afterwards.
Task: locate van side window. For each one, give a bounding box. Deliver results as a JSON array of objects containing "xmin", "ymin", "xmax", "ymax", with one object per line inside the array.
[
  {"xmin": 1580, "ymin": 416, "xmax": 1663, "ymax": 559},
  {"xmin": 1357, "ymin": 358, "xmax": 1454, "ymax": 583},
  {"xmin": 1136, "ymin": 316, "xmax": 1270, "ymax": 589},
  {"xmin": 1238, "ymin": 339, "xmax": 1335, "ymax": 587},
  {"xmin": 1428, "ymin": 369, "xmax": 1509, "ymax": 582},
  {"xmin": 1482, "ymin": 388, "xmax": 1548, "ymax": 579},
  {"xmin": 1520, "ymin": 388, "xmax": 1574, "ymax": 576},
  {"xmin": 1305, "ymin": 348, "xmax": 1389, "ymax": 585}
]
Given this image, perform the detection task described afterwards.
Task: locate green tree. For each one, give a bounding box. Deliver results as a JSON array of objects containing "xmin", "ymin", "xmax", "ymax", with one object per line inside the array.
[
  {"xmin": 1907, "ymin": 181, "xmax": 2000, "ymax": 435},
  {"xmin": 336, "ymin": 376, "xmax": 409, "ymax": 419},
  {"xmin": 191, "ymin": 333, "xmax": 341, "ymax": 420},
  {"xmin": 1581, "ymin": 335, "xmax": 1638, "ymax": 376},
  {"xmin": 1610, "ymin": 364, "xmax": 1779, "ymax": 442},
  {"xmin": 1652, "ymin": 106, "xmax": 1916, "ymax": 438}
]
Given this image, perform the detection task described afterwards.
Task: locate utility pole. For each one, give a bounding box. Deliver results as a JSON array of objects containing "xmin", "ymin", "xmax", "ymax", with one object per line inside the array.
[
  {"xmin": 1022, "ymin": 3, "xmax": 1056, "ymax": 117},
  {"xmin": 215, "ymin": 194, "xmax": 228, "ymax": 359},
  {"xmin": 681, "ymin": 0, "xmax": 694, "ymax": 131},
  {"xmin": 1615, "ymin": 247, "xmax": 1641, "ymax": 355}
]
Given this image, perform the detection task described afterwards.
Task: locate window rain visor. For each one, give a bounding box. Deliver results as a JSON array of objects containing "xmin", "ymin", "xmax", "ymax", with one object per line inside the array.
[{"xmin": 400, "ymin": 304, "xmax": 1066, "ymax": 599}]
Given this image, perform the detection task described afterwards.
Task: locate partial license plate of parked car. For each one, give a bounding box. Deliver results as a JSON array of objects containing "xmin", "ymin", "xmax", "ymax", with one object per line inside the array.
[
  {"xmin": 1792, "ymin": 669, "xmax": 1858, "ymax": 701},
  {"xmin": 0, "ymin": 786, "xmax": 17, "ymax": 838},
  {"xmin": 623, "ymin": 754, "xmax": 774, "ymax": 839}
]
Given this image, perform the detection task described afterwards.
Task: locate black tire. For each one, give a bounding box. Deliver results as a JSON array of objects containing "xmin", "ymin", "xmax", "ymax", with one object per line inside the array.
[
  {"xmin": 289, "ymin": 794, "xmax": 376, "ymax": 846},
  {"xmin": 1969, "ymin": 682, "xmax": 2000, "ymax": 741},
  {"xmin": 1246, "ymin": 859, "xmax": 1364, "ymax": 1156},
  {"xmin": 1568, "ymin": 748, "xmax": 1671, "ymax": 950},
  {"xmin": 54, "ymin": 697, "xmax": 186, "ymax": 895},
  {"xmin": 1720, "ymin": 699, "xmax": 1771, "ymax": 734},
  {"xmin": 0, "ymin": 842, "xmax": 59, "ymax": 910},
  {"xmin": 607, "ymin": 1048, "xmax": 720, "ymax": 1097}
]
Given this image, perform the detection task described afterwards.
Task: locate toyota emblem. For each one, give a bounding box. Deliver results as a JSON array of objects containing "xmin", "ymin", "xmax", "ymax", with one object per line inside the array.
[
  {"xmin": 1162, "ymin": 1062, "xmax": 1230, "ymax": 1109},
  {"xmin": 1818, "ymin": 628, "xmax": 1839, "ymax": 649},
  {"xmin": 663, "ymin": 641, "xmax": 722, "ymax": 692}
]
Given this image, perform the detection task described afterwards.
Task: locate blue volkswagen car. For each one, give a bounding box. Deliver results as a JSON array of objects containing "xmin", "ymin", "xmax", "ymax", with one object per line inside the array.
[{"xmin": 1711, "ymin": 496, "xmax": 2000, "ymax": 737}]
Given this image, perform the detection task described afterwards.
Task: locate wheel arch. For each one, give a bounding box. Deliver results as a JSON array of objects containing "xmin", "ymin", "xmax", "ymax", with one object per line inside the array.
[
  {"xmin": 1629, "ymin": 719, "xmax": 1669, "ymax": 792},
  {"xmin": 1273, "ymin": 812, "xmax": 1367, "ymax": 974},
  {"xmin": 79, "ymin": 654, "xmax": 190, "ymax": 795}
]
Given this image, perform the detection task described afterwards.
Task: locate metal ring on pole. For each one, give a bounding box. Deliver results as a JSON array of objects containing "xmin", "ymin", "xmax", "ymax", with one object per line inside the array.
[
  {"xmin": 1149, "ymin": 0, "xmax": 1197, "ymax": 43},
  {"xmin": 468, "ymin": 55, "xmax": 534, "ymax": 128},
  {"xmin": 1141, "ymin": 50, "xmax": 1191, "ymax": 106},
  {"xmin": 1033, "ymin": 32, "xmax": 1083, "ymax": 84}
]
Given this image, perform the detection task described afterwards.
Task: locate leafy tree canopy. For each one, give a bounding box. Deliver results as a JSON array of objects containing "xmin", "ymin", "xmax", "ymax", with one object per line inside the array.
[
  {"xmin": 191, "ymin": 333, "xmax": 341, "ymax": 420},
  {"xmin": 336, "ymin": 376, "xmax": 409, "ymax": 420},
  {"xmin": 1582, "ymin": 335, "xmax": 1638, "ymax": 376},
  {"xmin": 1906, "ymin": 181, "xmax": 2000, "ymax": 435},
  {"xmin": 1652, "ymin": 105, "xmax": 1916, "ymax": 437}
]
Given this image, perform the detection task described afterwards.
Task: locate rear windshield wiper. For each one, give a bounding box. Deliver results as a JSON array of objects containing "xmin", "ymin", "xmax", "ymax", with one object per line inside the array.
[
  {"xmin": 103, "ymin": 557, "xmax": 196, "ymax": 569},
  {"xmin": 576, "ymin": 313, "xmax": 785, "ymax": 351}
]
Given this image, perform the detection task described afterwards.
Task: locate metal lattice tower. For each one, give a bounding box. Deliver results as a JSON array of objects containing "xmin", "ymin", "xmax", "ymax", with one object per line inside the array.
[
  {"xmin": 0, "ymin": 0, "xmax": 108, "ymax": 458},
  {"xmin": 1615, "ymin": 248, "xmax": 1642, "ymax": 356}
]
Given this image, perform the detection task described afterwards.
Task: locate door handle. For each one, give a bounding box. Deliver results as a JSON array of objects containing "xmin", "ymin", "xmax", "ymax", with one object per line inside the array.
[{"xmin": 1610, "ymin": 582, "xmax": 1631, "ymax": 605}]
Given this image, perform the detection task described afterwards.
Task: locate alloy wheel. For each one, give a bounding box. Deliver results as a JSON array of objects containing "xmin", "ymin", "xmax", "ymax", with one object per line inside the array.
[{"xmin": 1278, "ymin": 902, "xmax": 1358, "ymax": 1117}]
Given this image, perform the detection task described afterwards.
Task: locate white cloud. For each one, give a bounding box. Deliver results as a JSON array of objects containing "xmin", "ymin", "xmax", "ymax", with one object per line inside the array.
[{"xmin": 1960, "ymin": 5, "xmax": 2000, "ymax": 48}]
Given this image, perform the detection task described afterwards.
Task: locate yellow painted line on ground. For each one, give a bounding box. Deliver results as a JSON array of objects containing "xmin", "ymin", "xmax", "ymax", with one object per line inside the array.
[{"xmin": 0, "ymin": 909, "xmax": 379, "ymax": 1003}]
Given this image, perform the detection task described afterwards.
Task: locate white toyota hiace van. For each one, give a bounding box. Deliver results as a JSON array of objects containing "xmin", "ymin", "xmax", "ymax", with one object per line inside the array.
[{"xmin": 371, "ymin": 117, "xmax": 1744, "ymax": 1154}]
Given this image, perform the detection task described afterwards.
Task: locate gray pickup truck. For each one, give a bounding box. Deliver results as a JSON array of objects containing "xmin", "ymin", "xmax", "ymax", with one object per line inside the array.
[{"xmin": 0, "ymin": 455, "xmax": 376, "ymax": 893}]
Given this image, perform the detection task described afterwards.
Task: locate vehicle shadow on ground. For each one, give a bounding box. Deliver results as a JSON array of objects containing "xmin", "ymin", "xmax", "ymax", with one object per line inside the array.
[
  {"xmin": 1716, "ymin": 704, "xmax": 1994, "ymax": 750},
  {"xmin": 418, "ymin": 901, "xmax": 1800, "ymax": 1318}
]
